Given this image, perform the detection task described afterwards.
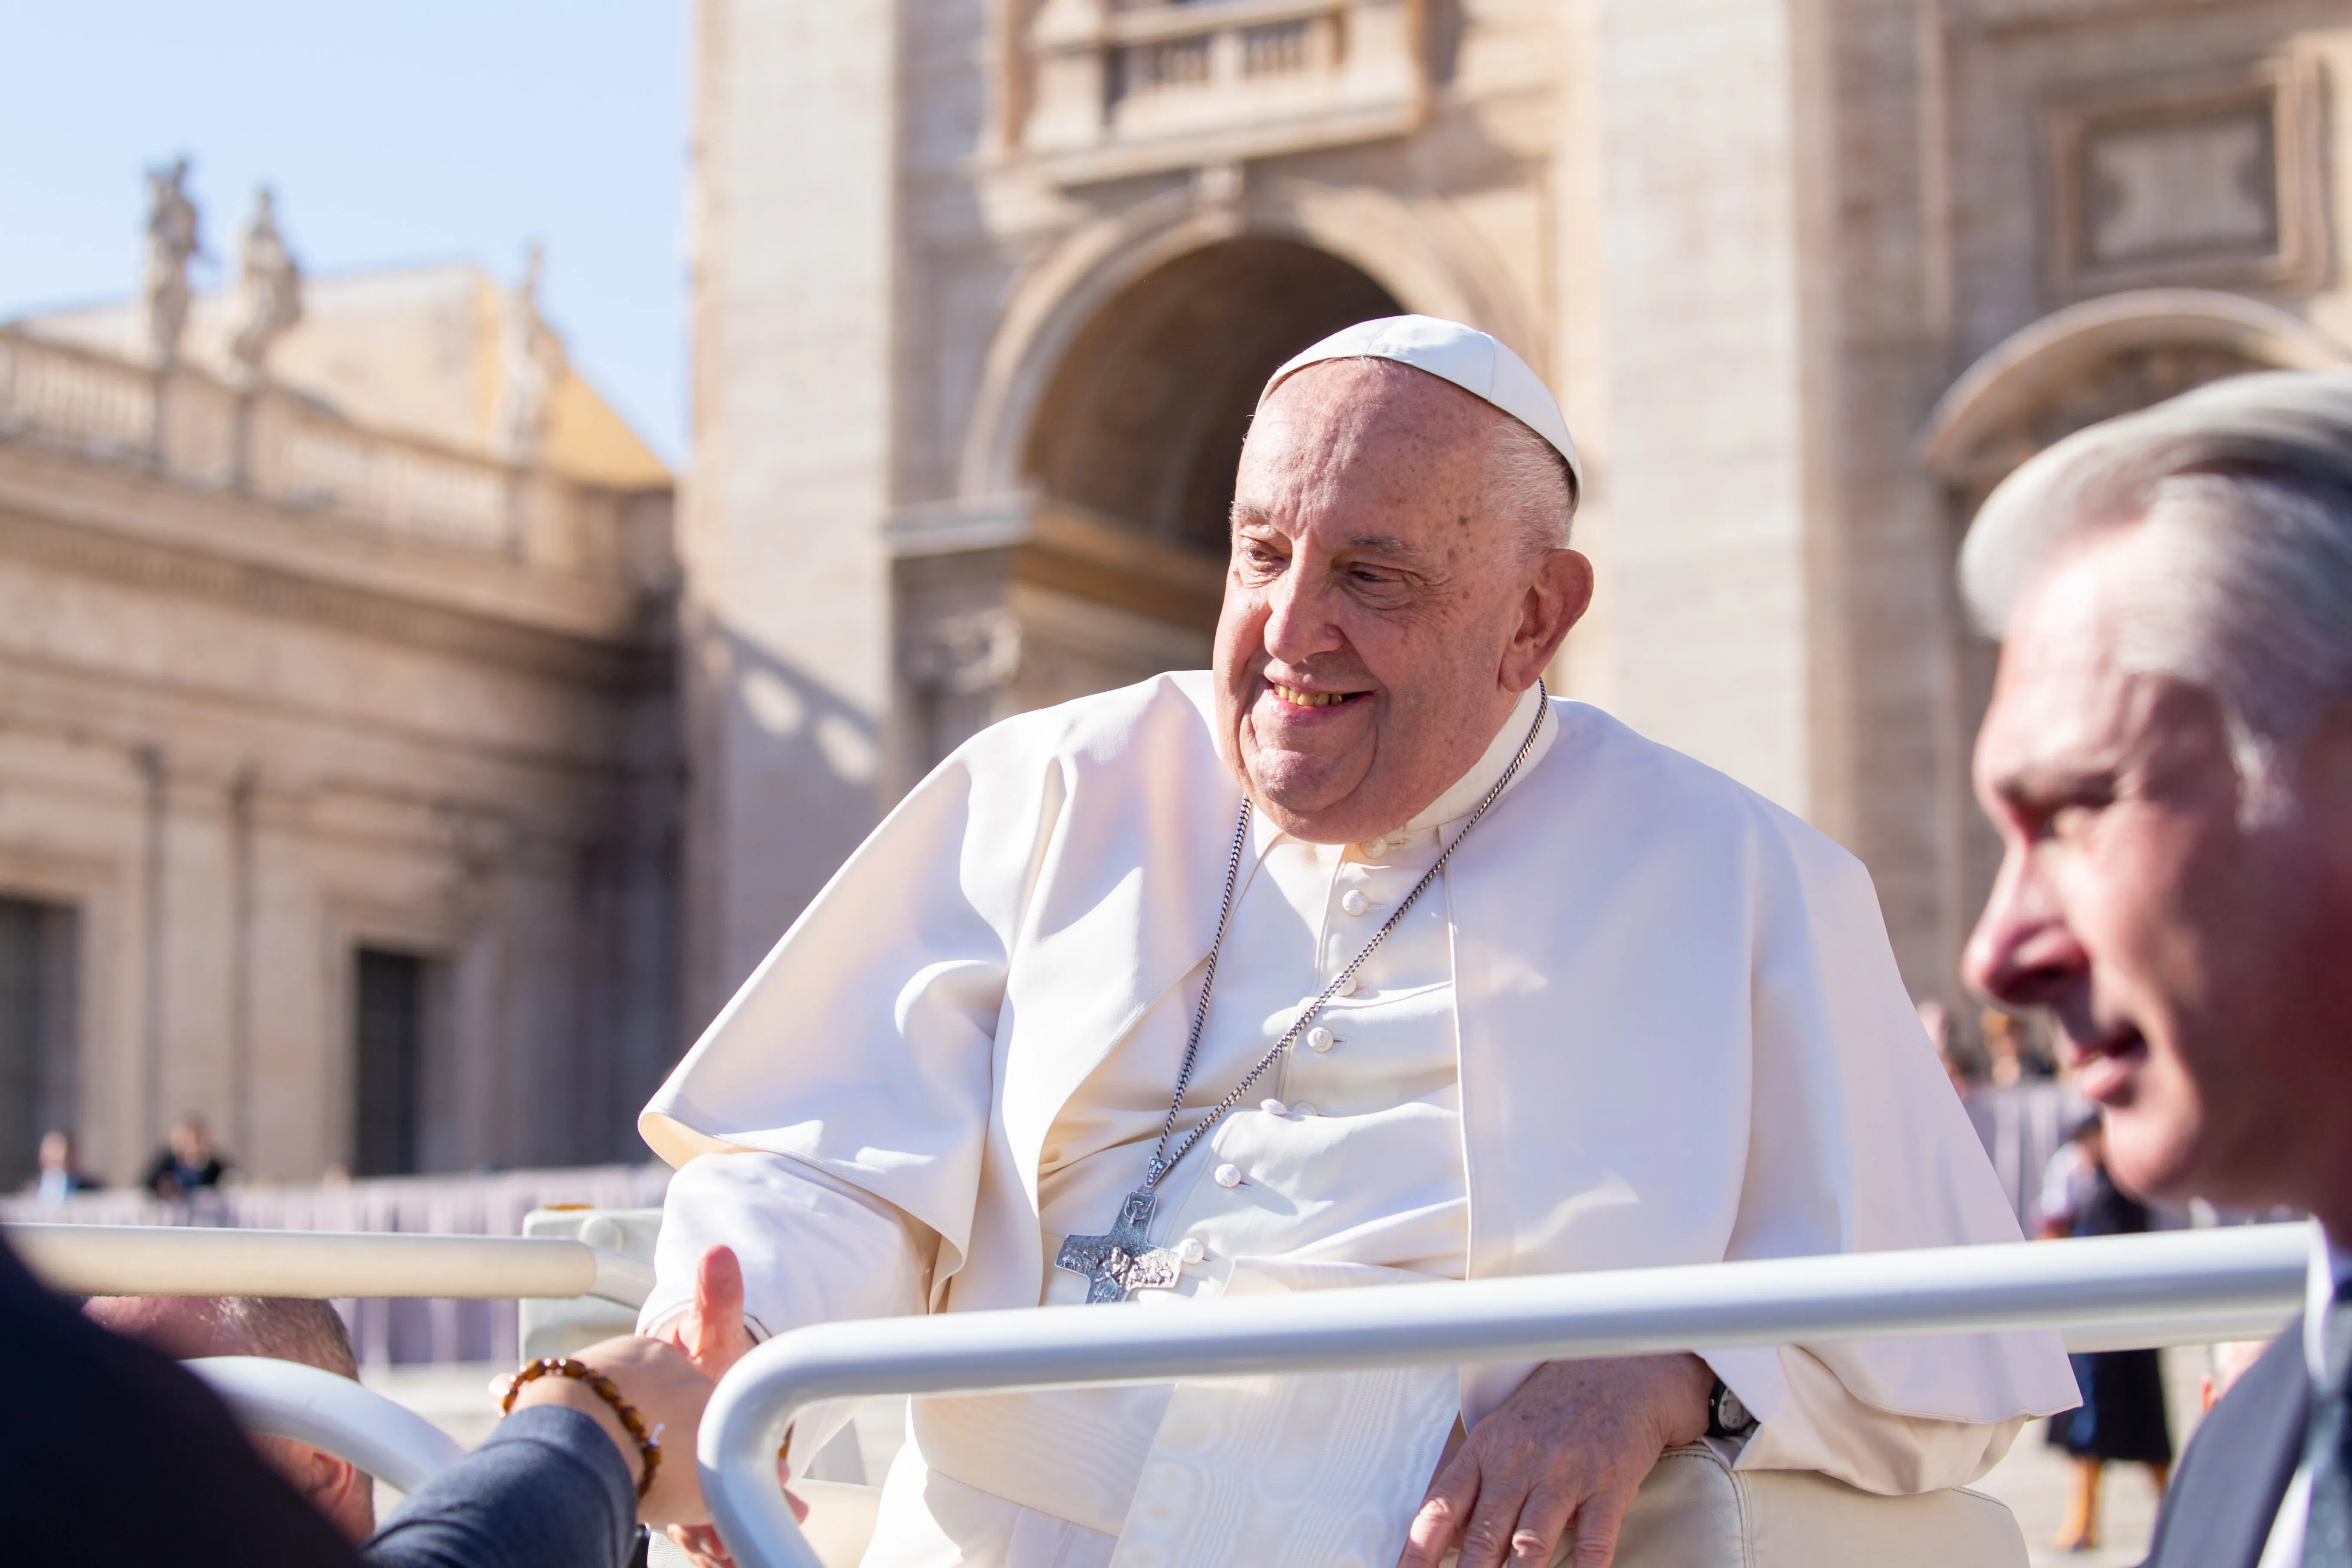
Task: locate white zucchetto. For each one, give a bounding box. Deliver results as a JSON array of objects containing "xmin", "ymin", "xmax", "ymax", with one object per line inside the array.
[{"xmin": 1259, "ymin": 314, "xmax": 1583, "ymax": 492}]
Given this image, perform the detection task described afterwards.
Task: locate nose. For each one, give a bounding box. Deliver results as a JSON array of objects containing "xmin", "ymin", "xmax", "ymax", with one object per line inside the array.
[
  {"xmin": 1963, "ymin": 845, "xmax": 2088, "ymax": 1011},
  {"xmin": 1259, "ymin": 558, "xmax": 1342, "ymax": 666}
]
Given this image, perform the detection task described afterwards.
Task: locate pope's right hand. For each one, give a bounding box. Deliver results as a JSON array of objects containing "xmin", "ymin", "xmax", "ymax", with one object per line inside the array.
[
  {"xmin": 665, "ymin": 1242, "xmax": 756, "ymax": 1378},
  {"xmin": 662, "ymin": 1245, "xmax": 805, "ymax": 1568}
]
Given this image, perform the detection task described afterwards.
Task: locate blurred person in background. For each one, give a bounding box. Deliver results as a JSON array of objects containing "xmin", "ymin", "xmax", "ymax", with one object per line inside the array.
[
  {"xmin": 146, "ymin": 1112, "xmax": 230, "ymax": 1198},
  {"xmin": 84, "ymin": 1293, "xmax": 377, "ymax": 1540},
  {"xmin": 2034, "ymin": 1115, "xmax": 2171, "ymax": 1552},
  {"xmin": 28, "ymin": 1128, "xmax": 98, "ymax": 1203},
  {"xmin": 1961, "ymin": 369, "xmax": 2352, "ymax": 1568}
]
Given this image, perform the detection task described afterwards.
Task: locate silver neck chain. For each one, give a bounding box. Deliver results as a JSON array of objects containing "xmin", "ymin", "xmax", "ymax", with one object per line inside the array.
[{"xmin": 1139, "ymin": 681, "xmax": 1550, "ymax": 1191}]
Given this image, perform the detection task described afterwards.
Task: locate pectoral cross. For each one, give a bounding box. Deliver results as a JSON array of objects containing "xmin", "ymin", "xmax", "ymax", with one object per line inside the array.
[{"xmin": 1055, "ymin": 1188, "xmax": 1182, "ymax": 1303}]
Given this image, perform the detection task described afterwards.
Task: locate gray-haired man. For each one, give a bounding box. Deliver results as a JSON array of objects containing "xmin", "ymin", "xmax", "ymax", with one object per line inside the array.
[{"xmin": 1959, "ymin": 370, "xmax": 2352, "ymax": 1568}]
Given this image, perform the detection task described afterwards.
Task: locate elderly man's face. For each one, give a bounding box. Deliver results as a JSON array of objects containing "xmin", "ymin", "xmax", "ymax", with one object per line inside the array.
[
  {"xmin": 1964, "ymin": 531, "xmax": 2352, "ymax": 1215},
  {"xmin": 1214, "ymin": 360, "xmax": 1592, "ymax": 843}
]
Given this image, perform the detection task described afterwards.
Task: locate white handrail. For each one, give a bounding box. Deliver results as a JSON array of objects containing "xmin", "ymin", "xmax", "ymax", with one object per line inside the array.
[
  {"xmin": 189, "ymin": 1356, "xmax": 468, "ymax": 1494},
  {"xmin": 700, "ymin": 1224, "xmax": 2312, "ymax": 1568},
  {"xmin": 7, "ymin": 1224, "xmax": 656, "ymax": 1308}
]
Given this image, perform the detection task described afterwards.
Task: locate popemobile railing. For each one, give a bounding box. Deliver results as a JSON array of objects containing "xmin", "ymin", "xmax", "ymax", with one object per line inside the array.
[
  {"xmin": 697, "ymin": 1223, "xmax": 2314, "ymax": 1568},
  {"xmin": 7, "ymin": 1219, "xmax": 2314, "ymax": 1568}
]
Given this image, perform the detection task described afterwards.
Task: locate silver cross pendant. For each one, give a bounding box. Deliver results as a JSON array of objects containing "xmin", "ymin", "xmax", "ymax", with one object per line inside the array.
[{"xmin": 1055, "ymin": 1188, "xmax": 1182, "ymax": 1304}]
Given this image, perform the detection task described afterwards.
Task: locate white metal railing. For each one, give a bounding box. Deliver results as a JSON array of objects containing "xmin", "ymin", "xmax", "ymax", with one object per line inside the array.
[
  {"xmin": 6, "ymin": 1224, "xmax": 655, "ymax": 1308},
  {"xmin": 699, "ymin": 1225, "xmax": 2312, "ymax": 1568},
  {"xmin": 191, "ymin": 1356, "xmax": 466, "ymax": 1494}
]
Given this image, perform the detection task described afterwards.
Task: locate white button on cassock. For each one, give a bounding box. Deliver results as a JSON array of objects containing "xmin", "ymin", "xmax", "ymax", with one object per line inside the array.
[
  {"xmin": 1213, "ymin": 1163, "xmax": 1243, "ymax": 1188},
  {"xmin": 1260, "ymin": 1098, "xmax": 1288, "ymax": 1117},
  {"xmin": 1306, "ymin": 1026, "xmax": 1335, "ymax": 1053},
  {"xmin": 1339, "ymin": 888, "xmax": 1371, "ymax": 917},
  {"xmin": 1177, "ymin": 1237, "xmax": 1206, "ymax": 1263},
  {"xmin": 1290, "ymin": 1103, "xmax": 1317, "ymax": 1118}
]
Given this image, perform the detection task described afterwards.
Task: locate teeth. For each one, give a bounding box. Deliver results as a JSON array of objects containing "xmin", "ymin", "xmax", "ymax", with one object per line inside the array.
[{"xmin": 1273, "ymin": 684, "xmax": 1345, "ymax": 708}]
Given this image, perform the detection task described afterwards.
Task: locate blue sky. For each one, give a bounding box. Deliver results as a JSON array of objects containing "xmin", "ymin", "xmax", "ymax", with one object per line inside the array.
[{"xmin": 0, "ymin": 1, "xmax": 691, "ymax": 462}]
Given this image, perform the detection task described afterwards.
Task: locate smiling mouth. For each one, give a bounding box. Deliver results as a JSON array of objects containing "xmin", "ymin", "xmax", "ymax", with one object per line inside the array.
[{"xmin": 1269, "ymin": 682, "xmax": 1365, "ymax": 710}]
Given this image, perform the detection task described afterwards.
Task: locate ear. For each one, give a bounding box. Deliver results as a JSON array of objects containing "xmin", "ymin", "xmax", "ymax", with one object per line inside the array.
[{"xmin": 1503, "ymin": 548, "xmax": 1594, "ymax": 688}]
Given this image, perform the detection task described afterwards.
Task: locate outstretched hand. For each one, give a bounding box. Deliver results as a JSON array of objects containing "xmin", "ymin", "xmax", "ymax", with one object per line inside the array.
[
  {"xmin": 661, "ymin": 1245, "xmax": 804, "ymax": 1568},
  {"xmin": 1397, "ymin": 1353, "xmax": 1712, "ymax": 1568}
]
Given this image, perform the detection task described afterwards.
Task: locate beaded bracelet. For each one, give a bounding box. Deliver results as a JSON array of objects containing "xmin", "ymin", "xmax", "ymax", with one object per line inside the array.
[{"xmin": 498, "ymin": 1356, "xmax": 663, "ymax": 1501}]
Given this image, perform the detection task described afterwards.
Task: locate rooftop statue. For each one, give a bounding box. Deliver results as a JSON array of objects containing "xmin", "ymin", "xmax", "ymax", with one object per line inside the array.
[
  {"xmin": 141, "ymin": 158, "xmax": 200, "ymax": 370},
  {"xmin": 227, "ymin": 187, "xmax": 303, "ymax": 387},
  {"xmin": 492, "ymin": 244, "xmax": 566, "ymax": 466}
]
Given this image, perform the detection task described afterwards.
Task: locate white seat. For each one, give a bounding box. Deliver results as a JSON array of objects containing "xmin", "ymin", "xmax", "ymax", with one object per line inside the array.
[{"xmin": 1570, "ymin": 1443, "xmax": 2027, "ymax": 1568}]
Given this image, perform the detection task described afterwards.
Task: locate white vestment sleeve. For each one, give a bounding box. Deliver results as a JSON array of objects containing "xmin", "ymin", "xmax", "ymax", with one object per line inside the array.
[
  {"xmin": 640, "ymin": 1151, "xmax": 934, "ymax": 1473},
  {"xmin": 1712, "ymin": 1345, "xmax": 2031, "ymax": 1493}
]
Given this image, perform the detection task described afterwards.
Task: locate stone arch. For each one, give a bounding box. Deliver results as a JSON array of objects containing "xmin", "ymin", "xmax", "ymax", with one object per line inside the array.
[
  {"xmin": 1920, "ymin": 288, "xmax": 2349, "ymax": 491},
  {"xmin": 961, "ymin": 176, "xmax": 1535, "ymax": 505},
  {"xmin": 1025, "ymin": 236, "xmax": 1403, "ymax": 553}
]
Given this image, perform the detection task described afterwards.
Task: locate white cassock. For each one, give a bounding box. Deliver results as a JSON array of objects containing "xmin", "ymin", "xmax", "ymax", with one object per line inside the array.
[{"xmin": 640, "ymin": 674, "xmax": 2078, "ymax": 1568}]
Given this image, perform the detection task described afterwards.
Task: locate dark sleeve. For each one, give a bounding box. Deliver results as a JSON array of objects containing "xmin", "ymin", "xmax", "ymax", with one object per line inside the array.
[
  {"xmin": 0, "ymin": 1238, "xmax": 363, "ymax": 1566},
  {"xmin": 365, "ymin": 1405, "xmax": 641, "ymax": 1568}
]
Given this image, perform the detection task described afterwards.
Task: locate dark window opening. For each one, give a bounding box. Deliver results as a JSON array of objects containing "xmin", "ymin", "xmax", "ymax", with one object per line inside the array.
[
  {"xmin": 0, "ymin": 897, "xmax": 79, "ymax": 1188},
  {"xmin": 353, "ymin": 947, "xmax": 438, "ymax": 1177}
]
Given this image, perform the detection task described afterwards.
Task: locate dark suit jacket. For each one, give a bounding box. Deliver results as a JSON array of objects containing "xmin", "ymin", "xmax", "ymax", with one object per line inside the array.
[
  {"xmin": 2142, "ymin": 1319, "xmax": 2310, "ymax": 1568},
  {"xmin": 0, "ymin": 1234, "xmax": 641, "ymax": 1568}
]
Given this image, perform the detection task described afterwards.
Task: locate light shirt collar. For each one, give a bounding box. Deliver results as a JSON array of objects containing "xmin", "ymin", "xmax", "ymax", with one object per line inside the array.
[{"xmin": 1392, "ymin": 683, "xmax": 1556, "ymax": 841}]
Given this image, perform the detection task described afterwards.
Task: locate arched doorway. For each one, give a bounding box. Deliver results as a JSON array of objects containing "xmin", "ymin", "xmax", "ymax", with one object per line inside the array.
[
  {"xmin": 900, "ymin": 238, "xmax": 1400, "ymax": 769},
  {"xmin": 1026, "ymin": 238, "xmax": 1403, "ymax": 553}
]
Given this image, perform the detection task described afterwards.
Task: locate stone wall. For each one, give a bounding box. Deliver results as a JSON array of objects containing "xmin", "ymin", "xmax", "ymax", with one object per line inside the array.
[{"xmin": 0, "ymin": 332, "xmax": 678, "ymax": 1183}]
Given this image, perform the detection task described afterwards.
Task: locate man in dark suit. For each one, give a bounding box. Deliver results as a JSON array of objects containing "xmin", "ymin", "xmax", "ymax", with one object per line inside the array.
[{"xmin": 1957, "ymin": 370, "xmax": 2352, "ymax": 1568}]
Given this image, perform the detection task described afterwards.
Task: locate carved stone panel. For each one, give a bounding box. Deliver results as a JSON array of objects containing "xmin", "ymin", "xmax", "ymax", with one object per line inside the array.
[{"xmin": 2044, "ymin": 57, "xmax": 2325, "ymax": 297}]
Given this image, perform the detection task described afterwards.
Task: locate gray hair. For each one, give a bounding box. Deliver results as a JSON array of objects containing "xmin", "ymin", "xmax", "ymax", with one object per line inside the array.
[
  {"xmin": 1959, "ymin": 370, "xmax": 2352, "ymax": 815},
  {"xmin": 215, "ymin": 1295, "xmax": 361, "ymax": 1379},
  {"xmin": 1484, "ymin": 408, "xmax": 1579, "ymax": 559}
]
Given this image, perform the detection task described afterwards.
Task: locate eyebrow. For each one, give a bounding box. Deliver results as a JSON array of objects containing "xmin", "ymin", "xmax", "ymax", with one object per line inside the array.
[{"xmin": 1230, "ymin": 510, "xmax": 1422, "ymax": 560}]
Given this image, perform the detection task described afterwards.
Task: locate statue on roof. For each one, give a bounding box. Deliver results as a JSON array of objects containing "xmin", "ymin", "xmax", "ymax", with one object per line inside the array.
[
  {"xmin": 227, "ymin": 187, "xmax": 303, "ymax": 387},
  {"xmin": 492, "ymin": 243, "xmax": 567, "ymax": 465},
  {"xmin": 141, "ymin": 158, "xmax": 200, "ymax": 369}
]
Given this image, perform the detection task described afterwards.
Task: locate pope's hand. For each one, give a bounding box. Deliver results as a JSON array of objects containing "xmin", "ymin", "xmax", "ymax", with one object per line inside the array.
[
  {"xmin": 1398, "ymin": 1353, "xmax": 1713, "ymax": 1568},
  {"xmin": 659, "ymin": 1245, "xmax": 806, "ymax": 1568},
  {"xmin": 666, "ymin": 1243, "xmax": 757, "ymax": 1378}
]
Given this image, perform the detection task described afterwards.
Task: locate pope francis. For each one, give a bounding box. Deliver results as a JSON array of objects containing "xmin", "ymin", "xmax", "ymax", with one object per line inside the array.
[{"xmin": 640, "ymin": 317, "xmax": 2075, "ymax": 1568}]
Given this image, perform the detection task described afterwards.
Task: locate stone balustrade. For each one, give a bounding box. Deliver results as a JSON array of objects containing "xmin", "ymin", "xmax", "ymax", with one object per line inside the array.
[
  {"xmin": 1021, "ymin": 0, "xmax": 1423, "ymax": 183},
  {"xmin": 0, "ymin": 326, "xmax": 584, "ymax": 561}
]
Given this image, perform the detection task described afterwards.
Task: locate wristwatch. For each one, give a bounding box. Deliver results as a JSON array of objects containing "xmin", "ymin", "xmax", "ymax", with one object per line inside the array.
[{"xmin": 1706, "ymin": 1378, "xmax": 1759, "ymax": 1440}]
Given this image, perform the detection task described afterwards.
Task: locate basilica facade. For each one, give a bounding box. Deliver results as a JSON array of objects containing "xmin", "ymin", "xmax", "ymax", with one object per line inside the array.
[
  {"xmin": 682, "ymin": 0, "xmax": 2352, "ymax": 1051},
  {"xmin": 6, "ymin": 0, "xmax": 2348, "ymax": 1185}
]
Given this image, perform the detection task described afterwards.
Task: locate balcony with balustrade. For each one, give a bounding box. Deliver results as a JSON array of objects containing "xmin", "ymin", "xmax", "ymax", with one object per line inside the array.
[{"xmin": 1016, "ymin": 0, "xmax": 1426, "ymax": 184}]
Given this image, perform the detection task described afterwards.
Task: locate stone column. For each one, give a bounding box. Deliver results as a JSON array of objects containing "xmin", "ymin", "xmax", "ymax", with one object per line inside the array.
[
  {"xmin": 1586, "ymin": 0, "xmax": 1856, "ymax": 842},
  {"xmin": 679, "ymin": 0, "xmax": 902, "ymax": 1029}
]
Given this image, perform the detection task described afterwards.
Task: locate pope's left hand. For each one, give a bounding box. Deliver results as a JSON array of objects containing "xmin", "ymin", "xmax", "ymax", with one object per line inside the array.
[{"xmin": 1398, "ymin": 1352, "xmax": 1714, "ymax": 1568}]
